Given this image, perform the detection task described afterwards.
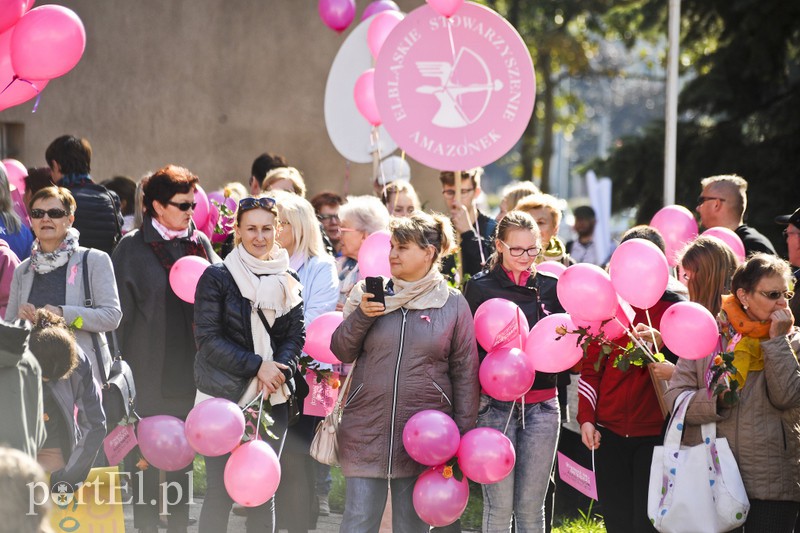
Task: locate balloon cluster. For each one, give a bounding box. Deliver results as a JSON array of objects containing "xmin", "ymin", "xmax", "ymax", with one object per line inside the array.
[
  {"xmin": 0, "ymin": 2, "xmax": 86, "ymax": 111},
  {"xmin": 402, "ymin": 410, "xmax": 515, "ymax": 527}
]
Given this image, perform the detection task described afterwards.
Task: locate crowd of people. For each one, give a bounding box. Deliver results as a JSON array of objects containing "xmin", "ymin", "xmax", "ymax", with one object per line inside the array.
[{"xmin": 0, "ymin": 133, "xmax": 798, "ymax": 533}]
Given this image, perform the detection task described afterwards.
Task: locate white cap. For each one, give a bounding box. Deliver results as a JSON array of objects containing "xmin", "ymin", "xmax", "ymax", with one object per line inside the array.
[{"xmin": 375, "ymin": 156, "xmax": 411, "ymax": 186}]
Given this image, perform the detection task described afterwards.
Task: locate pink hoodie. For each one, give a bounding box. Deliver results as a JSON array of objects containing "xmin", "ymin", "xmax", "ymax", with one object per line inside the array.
[{"xmin": 0, "ymin": 240, "xmax": 20, "ymax": 318}]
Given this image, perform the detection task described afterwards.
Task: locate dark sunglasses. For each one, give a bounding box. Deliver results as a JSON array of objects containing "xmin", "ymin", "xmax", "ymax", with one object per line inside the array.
[
  {"xmin": 759, "ymin": 290, "xmax": 795, "ymax": 300},
  {"xmin": 167, "ymin": 201, "xmax": 197, "ymax": 211},
  {"xmin": 696, "ymin": 196, "xmax": 725, "ymax": 206},
  {"xmin": 239, "ymin": 197, "xmax": 277, "ymax": 212},
  {"xmin": 30, "ymin": 208, "xmax": 69, "ymax": 219}
]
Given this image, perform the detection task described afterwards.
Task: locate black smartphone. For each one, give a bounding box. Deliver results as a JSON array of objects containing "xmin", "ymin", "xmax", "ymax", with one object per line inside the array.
[{"xmin": 365, "ymin": 276, "xmax": 386, "ymax": 306}]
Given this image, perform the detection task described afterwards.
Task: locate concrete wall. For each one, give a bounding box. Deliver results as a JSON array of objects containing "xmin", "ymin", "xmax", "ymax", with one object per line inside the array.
[{"xmin": 0, "ymin": 0, "xmax": 446, "ymax": 209}]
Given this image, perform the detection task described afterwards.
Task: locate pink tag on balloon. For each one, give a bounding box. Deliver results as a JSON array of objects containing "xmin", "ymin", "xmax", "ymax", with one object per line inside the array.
[
  {"xmin": 304, "ymin": 372, "xmax": 340, "ymax": 417},
  {"xmin": 103, "ymin": 424, "xmax": 137, "ymax": 466},
  {"xmin": 557, "ymin": 452, "xmax": 598, "ymax": 501}
]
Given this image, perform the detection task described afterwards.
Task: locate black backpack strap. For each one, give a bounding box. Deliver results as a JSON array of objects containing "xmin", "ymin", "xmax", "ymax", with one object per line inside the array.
[
  {"xmin": 82, "ymin": 250, "xmax": 109, "ymax": 386},
  {"xmin": 102, "ymin": 187, "xmax": 123, "ymax": 246}
]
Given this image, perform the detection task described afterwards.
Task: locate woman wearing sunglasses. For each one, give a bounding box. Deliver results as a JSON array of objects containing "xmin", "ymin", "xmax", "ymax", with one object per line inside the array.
[
  {"xmin": 463, "ymin": 210, "xmax": 565, "ymax": 532},
  {"xmin": 662, "ymin": 252, "xmax": 800, "ymax": 531},
  {"xmin": 6, "ymin": 186, "xmax": 121, "ymax": 388},
  {"xmin": 111, "ymin": 165, "xmax": 219, "ymax": 533},
  {"xmin": 193, "ymin": 195, "xmax": 305, "ymax": 533}
]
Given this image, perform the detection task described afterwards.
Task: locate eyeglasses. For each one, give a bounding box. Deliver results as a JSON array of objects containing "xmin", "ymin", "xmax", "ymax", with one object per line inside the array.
[
  {"xmin": 278, "ymin": 220, "xmax": 290, "ymax": 226},
  {"xmin": 167, "ymin": 201, "xmax": 197, "ymax": 211},
  {"xmin": 783, "ymin": 229, "xmax": 800, "ymax": 239},
  {"xmin": 31, "ymin": 208, "xmax": 69, "ymax": 219},
  {"xmin": 239, "ymin": 197, "xmax": 277, "ymax": 212},
  {"xmin": 442, "ymin": 188, "xmax": 475, "ymax": 198},
  {"xmin": 317, "ymin": 214, "xmax": 340, "ymax": 222},
  {"xmin": 500, "ymin": 240, "xmax": 540, "ymax": 258},
  {"xmin": 696, "ymin": 196, "xmax": 726, "ymax": 206},
  {"xmin": 758, "ymin": 290, "xmax": 795, "ymax": 300}
]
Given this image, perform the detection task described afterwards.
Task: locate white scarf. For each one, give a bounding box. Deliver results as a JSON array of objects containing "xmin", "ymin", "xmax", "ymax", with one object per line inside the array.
[
  {"xmin": 217, "ymin": 244, "xmax": 303, "ymax": 407},
  {"xmin": 343, "ymin": 265, "xmax": 451, "ymax": 318},
  {"xmin": 30, "ymin": 227, "xmax": 80, "ymax": 274}
]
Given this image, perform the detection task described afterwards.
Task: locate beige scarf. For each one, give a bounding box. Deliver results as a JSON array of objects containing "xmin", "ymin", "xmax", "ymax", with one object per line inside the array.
[{"xmin": 343, "ymin": 265, "xmax": 450, "ymax": 318}]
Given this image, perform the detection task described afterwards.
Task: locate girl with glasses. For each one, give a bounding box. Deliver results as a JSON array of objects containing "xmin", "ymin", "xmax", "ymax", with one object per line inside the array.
[{"xmin": 463, "ymin": 210, "xmax": 565, "ymax": 532}]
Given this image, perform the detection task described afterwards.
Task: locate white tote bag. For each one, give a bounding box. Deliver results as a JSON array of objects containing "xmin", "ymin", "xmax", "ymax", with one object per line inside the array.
[{"xmin": 648, "ymin": 391, "xmax": 750, "ymax": 533}]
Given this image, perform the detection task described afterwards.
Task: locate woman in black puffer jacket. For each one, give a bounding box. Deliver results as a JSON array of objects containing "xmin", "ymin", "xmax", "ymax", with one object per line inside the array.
[{"xmin": 194, "ymin": 195, "xmax": 305, "ymax": 533}]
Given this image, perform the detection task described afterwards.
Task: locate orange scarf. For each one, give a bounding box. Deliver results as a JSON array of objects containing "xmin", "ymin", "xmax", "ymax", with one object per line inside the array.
[{"xmin": 720, "ymin": 295, "xmax": 769, "ymax": 388}]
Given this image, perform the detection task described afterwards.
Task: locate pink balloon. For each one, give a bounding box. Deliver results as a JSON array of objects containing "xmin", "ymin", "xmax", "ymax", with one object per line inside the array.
[
  {"xmin": 402, "ymin": 410, "xmax": 460, "ymax": 466},
  {"xmin": 169, "ymin": 255, "xmax": 211, "ymax": 304},
  {"xmin": 426, "ymin": 0, "xmax": 465, "ymax": 18},
  {"xmin": 185, "ymin": 398, "xmax": 245, "ymax": 457},
  {"xmin": 11, "ymin": 5, "xmax": 86, "ymax": 80},
  {"xmin": 524, "ymin": 313, "xmax": 584, "ymax": 373},
  {"xmin": 479, "ymin": 347, "xmax": 535, "ymax": 402},
  {"xmin": 0, "ymin": 0, "xmax": 26, "ymax": 34},
  {"xmin": 557, "ymin": 264, "xmax": 617, "ymax": 322},
  {"xmin": 192, "ymin": 184, "xmax": 210, "ymax": 230},
  {"xmin": 367, "ymin": 11, "xmax": 404, "ymax": 59},
  {"xmin": 413, "ymin": 468, "xmax": 469, "ymax": 527},
  {"xmin": 318, "ymin": 0, "xmax": 356, "ymax": 33},
  {"xmin": 660, "ymin": 301, "xmax": 720, "ymax": 360},
  {"xmin": 609, "ymin": 238, "xmax": 669, "ymax": 309},
  {"xmin": 354, "ymin": 68, "xmax": 381, "ymax": 126},
  {"xmin": 361, "ymin": 0, "xmax": 400, "ymax": 21},
  {"xmin": 2, "ymin": 158, "xmax": 27, "ymax": 193},
  {"xmin": 650, "ymin": 205, "xmax": 699, "ymax": 266},
  {"xmin": 224, "ymin": 440, "xmax": 281, "ymax": 507},
  {"xmin": 473, "ymin": 298, "xmax": 529, "ymax": 352},
  {"xmin": 536, "ymin": 261, "xmax": 567, "ymax": 278},
  {"xmin": 304, "ymin": 311, "xmax": 344, "ymax": 364},
  {"xmin": 457, "ymin": 428, "xmax": 515, "ymax": 484},
  {"xmin": 358, "ymin": 230, "xmax": 391, "ymax": 279},
  {"xmin": 137, "ymin": 416, "xmax": 195, "ymax": 472},
  {"xmin": 701, "ymin": 227, "xmax": 745, "ymax": 263},
  {"xmin": 0, "ymin": 29, "xmax": 48, "ymax": 112}
]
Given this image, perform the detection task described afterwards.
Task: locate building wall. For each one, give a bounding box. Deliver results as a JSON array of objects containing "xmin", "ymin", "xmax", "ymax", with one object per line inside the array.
[{"xmin": 0, "ymin": 0, "xmax": 445, "ymax": 208}]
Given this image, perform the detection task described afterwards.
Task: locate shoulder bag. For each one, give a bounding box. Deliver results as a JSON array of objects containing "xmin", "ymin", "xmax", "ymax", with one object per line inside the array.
[
  {"xmin": 647, "ymin": 390, "xmax": 749, "ymax": 533},
  {"xmin": 310, "ymin": 362, "xmax": 355, "ymax": 466},
  {"xmin": 82, "ymin": 250, "xmax": 137, "ymax": 431}
]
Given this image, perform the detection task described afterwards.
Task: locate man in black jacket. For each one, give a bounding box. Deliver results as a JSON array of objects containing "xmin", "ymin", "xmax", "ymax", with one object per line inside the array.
[{"xmin": 45, "ymin": 135, "xmax": 123, "ymax": 255}]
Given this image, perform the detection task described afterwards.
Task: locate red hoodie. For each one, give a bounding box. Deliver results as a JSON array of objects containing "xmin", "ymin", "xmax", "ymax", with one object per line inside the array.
[{"xmin": 577, "ymin": 294, "xmax": 682, "ymax": 437}]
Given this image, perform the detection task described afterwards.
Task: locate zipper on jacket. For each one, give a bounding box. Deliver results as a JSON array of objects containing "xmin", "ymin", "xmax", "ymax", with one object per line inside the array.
[
  {"xmin": 432, "ymin": 380, "xmax": 452, "ymax": 406},
  {"xmin": 387, "ymin": 308, "xmax": 409, "ymax": 482}
]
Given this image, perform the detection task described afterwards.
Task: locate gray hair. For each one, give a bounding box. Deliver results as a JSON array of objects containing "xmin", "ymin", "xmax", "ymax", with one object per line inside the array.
[{"xmin": 339, "ymin": 195, "xmax": 389, "ymax": 234}]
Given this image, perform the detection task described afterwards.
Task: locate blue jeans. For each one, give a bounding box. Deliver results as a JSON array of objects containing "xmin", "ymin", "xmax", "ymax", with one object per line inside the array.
[
  {"xmin": 478, "ymin": 394, "xmax": 561, "ymax": 533},
  {"xmin": 339, "ymin": 476, "xmax": 429, "ymax": 533}
]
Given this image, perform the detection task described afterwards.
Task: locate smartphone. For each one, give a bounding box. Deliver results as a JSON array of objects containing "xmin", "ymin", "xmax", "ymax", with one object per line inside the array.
[{"xmin": 365, "ymin": 276, "xmax": 386, "ymax": 306}]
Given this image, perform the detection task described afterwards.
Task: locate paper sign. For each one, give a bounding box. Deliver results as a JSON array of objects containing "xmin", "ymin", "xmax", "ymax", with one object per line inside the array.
[
  {"xmin": 50, "ymin": 467, "xmax": 125, "ymax": 532},
  {"xmin": 103, "ymin": 424, "xmax": 137, "ymax": 466},
  {"xmin": 557, "ymin": 452, "xmax": 598, "ymax": 501},
  {"xmin": 374, "ymin": 2, "xmax": 535, "ymax": 170},
  {"xmin": 304, "ymin": 372, "xmax": 340, "ymax": 417}
]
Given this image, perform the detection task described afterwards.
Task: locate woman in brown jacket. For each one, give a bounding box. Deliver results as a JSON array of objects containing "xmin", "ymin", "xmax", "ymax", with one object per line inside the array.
[
  {"xmin": 664, "ymin": 252, "xmax": 800, "ymax": 531},
  {"xmin": 331, "ymin": 212, "xmax": 480, "ymax": 533}
]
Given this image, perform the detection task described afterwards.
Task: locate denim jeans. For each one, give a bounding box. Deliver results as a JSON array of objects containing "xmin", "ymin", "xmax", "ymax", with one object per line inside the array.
[
  {"xmin": 478, "ymin": 394, "xmax": 561, "ymax": 533},
  {"xmin": 198, "ymin": 403, "xmax": 288, "ymax": 533},
  {"xmin": 339, "ymin": 476, "xmax": 429, "ymax": 533}
]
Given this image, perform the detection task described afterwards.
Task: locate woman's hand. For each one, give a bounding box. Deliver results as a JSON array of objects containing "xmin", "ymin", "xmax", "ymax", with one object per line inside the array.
[
  {"xmin": 769, "ymin": 308, "xmax": 794, "ymax": 339},
  {"xmin": 632, "ymin": 323, "xmax": 664, "ymax": 350},
  {"xmin": 257, "ymin": 361, "xmax": 290, "ymax": 395},
  {"xmin": 43, "ymin": 304, "xmax": 63, "ymax": 317},
  {"xmin": 650, "ymin": 361, "xmax": 675, "ymax": 381},
  {"xmin": 359, "ymin": 292, "xmax": 385, "ymax": 317},
  {"xmin": 580, "ymin": 422, "xmax": 601, "ymax": 450},
  {"xmin": 17, "ymin": 303, "xmax": 36, "ymax": 322}
]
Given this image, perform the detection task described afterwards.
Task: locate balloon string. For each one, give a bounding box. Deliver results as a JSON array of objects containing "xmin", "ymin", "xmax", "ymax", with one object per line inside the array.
[
  {"xmin": 503, "ymin": 402, "xmax": 514, "ymax": 434},
  {"xmin": 644, "ymin": 308, "xmax": 660, "ymax": 353},
  {"xmin": 255, "ymin": 392, "xmax": 265, "ymax": 441},
  {"xmin": 516, "ymin": 307, "xmax": 523, "ymax": 350},
  {"xmin": 613, "ymin": 316, "xmax": 657, "ymax": 363},
  {"xmin": 372, "ymin": 126, "xmax": 388, "ymax": 198},
  {"xmin": 343, "ymin": 159, "xmax": 351, "ymax": 197},
  {"xmin": 520, "ymin": 397, "xmax": 525, "ymax": 430},
  {"xmin": 0, "ymin": 75, "xmax": 18, "ymax": 96},
  {"xmin": 447, "ymin": 18, "xmax": 456, "ymax": 61}
]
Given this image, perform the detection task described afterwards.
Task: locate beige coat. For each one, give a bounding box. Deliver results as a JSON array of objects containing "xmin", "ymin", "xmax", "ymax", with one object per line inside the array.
[
  {"xmin": 331, "ymin": 289, "xmax": 480, "ymax": 479},
  {"xmin": 664, "ymin": 330, "xmax": 800, "ymax": 502}
]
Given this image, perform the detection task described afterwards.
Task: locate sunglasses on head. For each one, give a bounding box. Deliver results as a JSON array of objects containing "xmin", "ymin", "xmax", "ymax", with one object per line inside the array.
[
  {"xmin": 239, "ymin": 196, "xmax": 277, "ymax": 212},
  {"xmin": 167, "ymin": 201, "xmax": 197, "ymax": 211},
  {"xmin": 759, "ymin": 290, "xmax": 795, "ymax": 300},
  {"xmin": 30, "ymin": 208, "xmax": 69, "ymax": 219}
]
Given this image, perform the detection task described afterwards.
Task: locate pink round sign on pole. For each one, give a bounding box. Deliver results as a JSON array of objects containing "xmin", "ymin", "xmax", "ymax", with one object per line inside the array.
[{"xmin": 373, "ymin": 2, "xmax": 535, "ymax": 170}]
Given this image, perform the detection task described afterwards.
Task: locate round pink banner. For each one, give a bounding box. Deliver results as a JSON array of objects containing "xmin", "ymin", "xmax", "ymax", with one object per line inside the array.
[{"xmin": 374, "ymin": 2, "xmax": 535, "ymax": 171}]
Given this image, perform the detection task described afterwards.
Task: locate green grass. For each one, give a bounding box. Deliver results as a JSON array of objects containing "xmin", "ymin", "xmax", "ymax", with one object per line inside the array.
[{"xmin": 192, "ymin": 455, "xmax": 207, "ymax": 496}]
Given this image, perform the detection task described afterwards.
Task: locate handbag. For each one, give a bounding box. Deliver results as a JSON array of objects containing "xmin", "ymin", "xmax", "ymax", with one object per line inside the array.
[
  {"xmin": 310, "ymin": 362, "xmax": 355, "ymax": 466},
  {"xmin": 647, "ymin": 391, "xmax": 749, "ymax": 533},
  {"xmin": 82, "ymin": 250, "xmax": 138, "ymax": 431}
]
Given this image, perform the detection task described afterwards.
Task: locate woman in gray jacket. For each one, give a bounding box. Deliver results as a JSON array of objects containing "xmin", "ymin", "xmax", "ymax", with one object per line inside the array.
[{"xmin": 331, "ymin": 212, "xmax": 480, "ymax": 533}]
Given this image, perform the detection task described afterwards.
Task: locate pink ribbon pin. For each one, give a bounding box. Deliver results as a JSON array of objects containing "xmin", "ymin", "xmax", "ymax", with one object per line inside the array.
[
  {"xmin": 67, "ymin": 264, "xmax": 78, "ymax": 285},
  {"xmin": 421, "ymin": 315, "xmax": 431, "ymax": 323}
]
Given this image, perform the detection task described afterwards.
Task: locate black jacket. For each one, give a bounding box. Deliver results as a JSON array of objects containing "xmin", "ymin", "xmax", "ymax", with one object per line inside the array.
[
  {"xmin": 193, "ymin": 263, "xmax": 306, "ymax": 402},
  {"xmin": 441, "ymin": 211, "xmax": 497, "ymax": 281},
  {"xmin": 463, "ymin": 264, "xmax": 564, "ymax": 390},
  {"xmin": 67, "ymin": 181, "xmax": 123, "ymax": 254}
]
